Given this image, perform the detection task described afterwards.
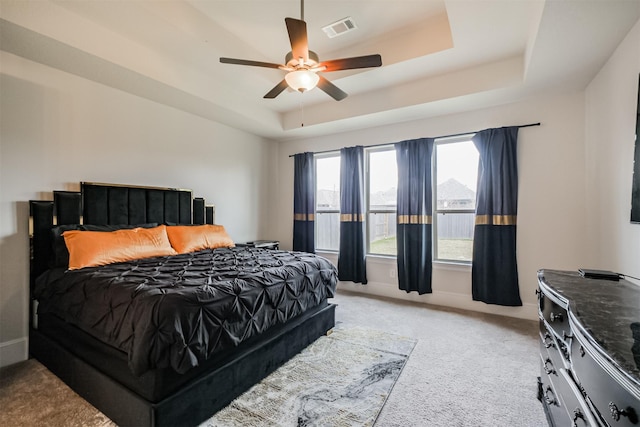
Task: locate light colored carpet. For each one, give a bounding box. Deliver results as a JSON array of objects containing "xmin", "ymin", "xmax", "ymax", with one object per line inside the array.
[
  {"xmin": 0, "ymin": 359, "xmax": 113, "ymax": 427},
  {"xmin": 333, "ymin": 290, "xmax": 547, "ymax": 426},
  {"xmin": 0, "ymin": 290, "xmax": 547, "ymax": 426}
]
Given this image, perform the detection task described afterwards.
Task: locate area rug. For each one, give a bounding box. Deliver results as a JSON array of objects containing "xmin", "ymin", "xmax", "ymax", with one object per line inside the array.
[
  {"xmin": 203, "ymin": 325, "xmax": 416, "ymax": 427},
  {"xmin": 0, "ymin": 326, "xmax": 416, "ymax": 427}
]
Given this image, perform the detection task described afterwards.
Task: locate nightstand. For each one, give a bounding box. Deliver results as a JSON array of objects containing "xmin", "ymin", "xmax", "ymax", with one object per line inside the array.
[{"xmin": 235, "ymin": 240, "xmax": 280, "ymax": 250}]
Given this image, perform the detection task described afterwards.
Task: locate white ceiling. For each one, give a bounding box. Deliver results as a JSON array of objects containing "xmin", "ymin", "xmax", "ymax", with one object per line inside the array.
[{"xmin": 1, "ymin": 0, "xmax": 639, "ymax": 140}]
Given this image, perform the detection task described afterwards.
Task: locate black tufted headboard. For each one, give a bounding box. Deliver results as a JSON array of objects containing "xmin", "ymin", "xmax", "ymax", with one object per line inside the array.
[{"xmin": 29, "ymin": 182, "xmax": 215, "ymax": 290}]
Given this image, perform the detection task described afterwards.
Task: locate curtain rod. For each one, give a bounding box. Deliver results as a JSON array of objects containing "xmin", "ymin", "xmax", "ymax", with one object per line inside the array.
[{"xmin": 288, "ymin": 122, "xmax": 540, "ymax": 157}]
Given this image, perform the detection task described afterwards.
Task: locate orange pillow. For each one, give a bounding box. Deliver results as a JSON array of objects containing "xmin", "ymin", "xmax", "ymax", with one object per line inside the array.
[
  {"xmin": 64, "ymin": 225, "xmax": 177, "ymax": 270},
  {"xmin": 166, "ymin": 225, "xmax": 235, "ymax": 254}
]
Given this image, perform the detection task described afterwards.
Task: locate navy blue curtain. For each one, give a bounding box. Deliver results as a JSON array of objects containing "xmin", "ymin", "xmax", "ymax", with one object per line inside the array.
[
  {"xmin": 338, "ymin": 146, "xmax": 367, "ymax": 284},
  {"xmin": 293, "ymin": 152, "xmax": 315, "ymax": 253},
  {"xmin": 395, "ymin": 138, "xmax": 434, "ymax": 294},
  {"xmin": 472, "ymin": 127, "xmax": 522, "ymax": 306}
]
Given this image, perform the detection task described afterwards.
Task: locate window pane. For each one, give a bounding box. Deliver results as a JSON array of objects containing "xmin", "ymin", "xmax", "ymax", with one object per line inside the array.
[
  {"xmin": 369, "ymin": 213, "xmax": 397, "ymax": 255},
  {"xmin": 316, "ymin": 156, "xmax": 340, "ymax": 210},
  {"xmin": 436, "ymin": 212, "xmax": 475, "ymax": 261},
  {"xmin": 436, "ymin": 141, "xmax": 478, "ymax": 210},
  {"xmin": 315, "ymin": 213, "xmax": 340, "ymax": 251},
  {"xmin": 369, "ymin": 150, "xmax": 397, "ymax": 210}
]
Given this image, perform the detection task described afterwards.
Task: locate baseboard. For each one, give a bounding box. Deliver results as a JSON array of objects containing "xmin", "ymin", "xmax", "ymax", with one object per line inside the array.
[
  {"xmin": 0, "ymin": 337, "xmax": 28, "ymax": 368},
  {"xmin": 337, "ymin": 280, "xmax": 539, "ymax": 321}
]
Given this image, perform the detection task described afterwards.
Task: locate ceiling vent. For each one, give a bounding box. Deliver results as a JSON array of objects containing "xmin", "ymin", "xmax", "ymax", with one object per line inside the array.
[{"xmin": 322, "ymin": 17, "xmax": 357, "ymax": 38}]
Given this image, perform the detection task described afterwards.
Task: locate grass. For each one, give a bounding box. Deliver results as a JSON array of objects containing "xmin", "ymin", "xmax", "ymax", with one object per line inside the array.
[
  {"xmin": 370, "ymin": 236, "xmax": 397, "ymax": 255},
  {"xmin": 369, "ymin": 236, "xmax": 473, "ymax": 261},
  {"xmin": 437, "ymin": 238, "xmax": 473, "ymax": 261}
]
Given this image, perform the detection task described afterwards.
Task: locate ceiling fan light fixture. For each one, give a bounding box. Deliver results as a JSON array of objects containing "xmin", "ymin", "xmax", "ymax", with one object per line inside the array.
[{"xmin": 285, "ymin": 70, "xmax": 319, "ymax": 92}]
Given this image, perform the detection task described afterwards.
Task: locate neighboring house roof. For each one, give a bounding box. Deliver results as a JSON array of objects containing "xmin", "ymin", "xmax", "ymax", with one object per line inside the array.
[
  {"xmin": 437, "ymin": 178, "xmax": 475, "ymax": 201},
  {"xmin": 317, "ymin": 189, "xmax": 339, "ymax": 208},
  {"xmin": 370, "ymin": 188, "xmax": 397, "ymax": 207}
]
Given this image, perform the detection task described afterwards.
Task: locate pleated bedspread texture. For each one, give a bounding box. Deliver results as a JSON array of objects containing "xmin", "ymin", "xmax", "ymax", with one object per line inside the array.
[{"xmin": 34, "ymin": 247, "xmax": 338, "ymax": 376}]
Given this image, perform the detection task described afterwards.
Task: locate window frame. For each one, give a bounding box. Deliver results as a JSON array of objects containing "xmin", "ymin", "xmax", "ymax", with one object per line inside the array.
[
  {"xmin": 365, "ymin": 145, "xmax": 397, "ymax": 257},
  {"xmin": 314, "ymin": 151, "xmax": 341, "ymax": 252},
  {"xmin": 432, "ymin": 134, "xmax": 477, "ymax": 264},
  {"xmin": 312, "ymin": 135, "xmax": 479, "ymax": 262}
]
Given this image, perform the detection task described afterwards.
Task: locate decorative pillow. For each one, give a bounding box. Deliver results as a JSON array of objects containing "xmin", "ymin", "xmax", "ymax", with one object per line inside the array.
[
  {"xmin": 64, "ymin": 225, "xmax": 176, "ymax": 270},
  {"xmin": 166, "ymin": 224, "xmax": 235, "ymax": 254},
  {"xmin": 50, "ymin": 223, "xmax": 158, "ymax": 268}
]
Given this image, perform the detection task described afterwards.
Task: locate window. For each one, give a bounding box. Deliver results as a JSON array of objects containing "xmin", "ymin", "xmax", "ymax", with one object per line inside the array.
[
  {"xmin": 433, "ymin": 137, "xmax": 479, "ymax": 263},
  {"xmin": 315, "ymin": 154, "xmax": 340, "ymax": 251},
  {"xmin": 314, "ymin": 138, "xmax": 478, "ymax": 262},
  {"xmin": 367, "ymin": 148, "xmax": 397, "ymax": 256}
]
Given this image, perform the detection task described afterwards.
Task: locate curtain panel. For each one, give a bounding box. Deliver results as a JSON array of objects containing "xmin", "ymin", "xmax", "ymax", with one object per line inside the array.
[
  {"xmin": 293, "ymin": 152, "xmax": 315, "ymax": 253},
  {"xmin": 395, "ymin": 138, "xmax": 435, "ymax": 294},
  {"xmin": 337, "ymin": 146, "xmax": 367, "ymax": 284},
  {"xmin": 471, "ymin": 127, "xmax": 522, "ymax": 306}
]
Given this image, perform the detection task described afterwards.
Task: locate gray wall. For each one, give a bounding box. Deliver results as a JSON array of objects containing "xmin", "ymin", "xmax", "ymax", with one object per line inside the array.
[
  {"xmin": 270, "ymin": 91, "xmax": 589, "ymax": 321},
  {"xmin": 0, "ymin": 52, "xmax": 276, "ymax": 367},
  {"xmin": 584, "ymin": 18, "xmax": 640, "ymax": 279}
]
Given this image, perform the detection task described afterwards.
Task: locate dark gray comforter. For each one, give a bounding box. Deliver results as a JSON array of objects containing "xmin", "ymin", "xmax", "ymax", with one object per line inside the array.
[{"xmin": 34, "ymin": 247, "xmax": 337, "ymax": 376}]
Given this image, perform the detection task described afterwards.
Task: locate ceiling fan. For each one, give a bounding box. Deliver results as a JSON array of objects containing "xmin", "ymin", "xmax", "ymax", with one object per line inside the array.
[{"xmin": 219, "ymin": 0, "xmax": 382, "ymax": 101}]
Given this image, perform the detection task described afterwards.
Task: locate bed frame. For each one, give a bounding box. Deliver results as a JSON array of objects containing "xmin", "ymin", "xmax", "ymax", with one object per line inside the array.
[{"xmin": 29, "ymin": 182, "xmax": 336, "ymax": 427}]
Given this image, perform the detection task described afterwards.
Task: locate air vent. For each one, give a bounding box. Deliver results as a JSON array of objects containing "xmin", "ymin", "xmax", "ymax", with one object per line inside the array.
[{"xmin": 322, "ymin": 17, "xmax": 357, "ymax": 38}]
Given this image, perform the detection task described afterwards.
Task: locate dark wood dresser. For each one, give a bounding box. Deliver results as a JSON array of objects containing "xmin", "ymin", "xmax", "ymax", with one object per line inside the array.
[{"xmin": 538, "ymin": 269, "xmax": 640, "ymax": 426}]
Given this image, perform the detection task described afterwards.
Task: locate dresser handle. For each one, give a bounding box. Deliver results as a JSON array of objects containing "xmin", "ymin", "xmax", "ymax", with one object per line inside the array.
[
  {"xmin": 544, "ymin": 386, "xmax": 558, "ymax": 406},
  {"xmin": 543, "ymin": 358, "xmax": 555, "ymax": 375},
  {"xmin": 609, "ymin": 402, "xmax": 639, "ymax": 423},
  {"xmin": 563, "ymin": 331, "xmax": 573, "ymax": 341},
  {"xmin": 572, "ymin": 408, "xmax": 585, "ymax": 427},
  {"xmin": 579, "ymin": 346, "xmax": 585, "ymax": 357},
  {"xmin": 544, "ymin": 332, "xmax": 556, "ymax": 348},
  {"xmin": 550, "ymin": 312, "xmax": 564, "ymax": 322},
  {"xmin": 535, "ymin": 289, "xmax": 541, "ymax": 296}
]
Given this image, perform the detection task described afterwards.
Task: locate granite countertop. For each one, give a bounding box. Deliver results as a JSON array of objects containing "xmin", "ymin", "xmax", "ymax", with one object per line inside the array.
[{"xmin": 538, "ymin": 269, "xmax": 640, "ymax": 387}]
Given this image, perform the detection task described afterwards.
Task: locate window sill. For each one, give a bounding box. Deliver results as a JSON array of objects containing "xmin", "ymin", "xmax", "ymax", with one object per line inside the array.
[
  {"xmin": 366, "ymin": 254, "xmax": 395, "ymax": 265},
  {"xmin": 433, "ymin": 260, "xmax": 472, "ymax": 272},
  {"xmin": 316, "ymin": 250, "xmax": 338, "ymax": 257},
  {"xmin": 316, "ymin": 252, "xmax": 471, "ymax": 272}
]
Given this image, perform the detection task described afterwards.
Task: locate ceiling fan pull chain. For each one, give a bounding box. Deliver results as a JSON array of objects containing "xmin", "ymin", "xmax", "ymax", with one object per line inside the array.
[{"xmin": 300, "ymin": 93, "xmax": 305, "ymax": 127}]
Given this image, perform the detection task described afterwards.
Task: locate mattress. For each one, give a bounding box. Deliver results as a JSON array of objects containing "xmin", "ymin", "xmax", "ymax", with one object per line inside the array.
[{"xmin": 34, "ymin": 247, "xmax": 337, "ymax": 376}]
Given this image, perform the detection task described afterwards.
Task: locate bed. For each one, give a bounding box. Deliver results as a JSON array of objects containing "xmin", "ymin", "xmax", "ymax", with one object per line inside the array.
[{"xmin": 29, "ymin": 182, "xmax": 337, "ymax": 427}]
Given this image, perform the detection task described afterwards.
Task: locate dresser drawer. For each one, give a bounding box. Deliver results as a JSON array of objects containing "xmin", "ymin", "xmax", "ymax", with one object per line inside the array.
[
  {"xmin": 540, "ymin": 320, "xmax": 571, "ymax": 370},
  {"xmin": 539, "ymin": 292, "xmax": 571, "ymax": 343},
  {"xmin": 540, "ymin": 355, "xmax": 598, "ymax": 426},
  {"xmin": 539, "ymin": 361, "xmax": 568, "ymax": 425},
  {"xmin": 540, "ymin": 331, "xmax": 562, "ymax": 382},
  {"xmin": 571, "ymin": 329, "xmax": 640, "ymax": 427},
  {"xmin": 555, "ymin": 368, "xmax": 600, "ymax": 427}
]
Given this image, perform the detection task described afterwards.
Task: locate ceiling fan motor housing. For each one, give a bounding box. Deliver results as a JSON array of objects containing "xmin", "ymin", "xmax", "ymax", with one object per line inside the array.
[{"xmin": 285, "ymin": 50, "xmax": 320, "ymax": 68}]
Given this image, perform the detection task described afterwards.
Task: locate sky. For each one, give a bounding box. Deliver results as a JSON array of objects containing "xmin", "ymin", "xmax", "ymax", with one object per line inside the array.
[{"xmin": 316, "ymin": 141, "xmax": 479, "ymax": 192}]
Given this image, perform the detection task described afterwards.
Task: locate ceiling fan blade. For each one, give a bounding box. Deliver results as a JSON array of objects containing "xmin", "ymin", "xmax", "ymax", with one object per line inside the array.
[
  {"xmin": 317, "ymin": 75, "xmax": 347, "ymax": 101},
  {"xmin": 285, "ymin": 18, "xmax": 309, "ymax": 62},
  {"xmin": 319, "ymin": 54, "xmax": 382, "ymax": 72},
  {"xmin": 220, "ymin": 57, "xmax": 283, "ymax": 69},
  {"xmin": 264, "ymin": 79, "xmax": 289, "ymax": 99}
]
